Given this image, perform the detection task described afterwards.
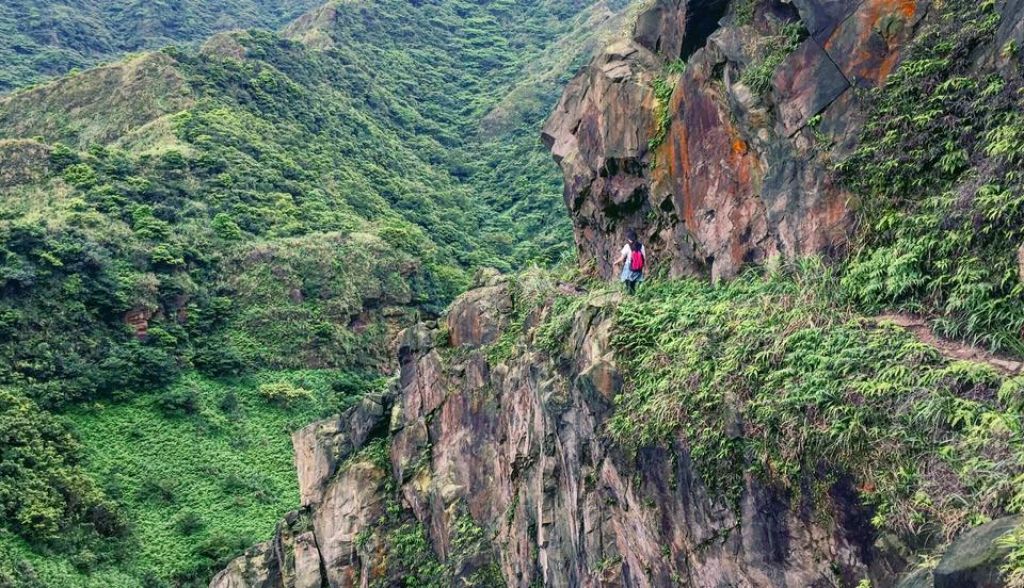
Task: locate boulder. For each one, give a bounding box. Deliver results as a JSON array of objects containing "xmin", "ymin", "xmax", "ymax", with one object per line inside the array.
[
  {"xmin": 290, "ymin": 532, "xmax": 323, "ymax": 588},
  {"xmin": 933, "ymin": 516, "xmax": 1022, "ymax": 588},
  {"xmin": 791, "ymin": 0, "xmax": 859, "ymax": 41},
  {"xmin": 541, "ymin": 38, "xmax": 661, "ymax": 278}
]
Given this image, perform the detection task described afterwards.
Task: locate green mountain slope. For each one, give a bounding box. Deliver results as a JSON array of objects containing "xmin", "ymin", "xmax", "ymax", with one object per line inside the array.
[
  {"xmin": 0, "ymin": 0, "xmax": 635, "ymax": 585},
  {"xmin": 0, "ymin": 0, "xmax": 325, "ymax": 93}
]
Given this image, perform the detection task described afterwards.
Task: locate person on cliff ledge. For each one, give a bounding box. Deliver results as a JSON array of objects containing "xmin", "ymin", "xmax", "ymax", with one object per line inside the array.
[{"xmin": 618, "ymin": 230, "xmax": 646, "ymax": 295}]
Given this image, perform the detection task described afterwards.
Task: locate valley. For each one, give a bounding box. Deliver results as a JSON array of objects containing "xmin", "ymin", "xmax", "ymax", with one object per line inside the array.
[{"xmin": 1, "ymin": 0, "xmax": 1023, "ymax": 587}]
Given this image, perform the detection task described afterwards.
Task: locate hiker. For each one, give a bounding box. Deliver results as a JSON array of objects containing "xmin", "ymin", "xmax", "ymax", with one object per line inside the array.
[{"xmin": 618, "ymin": 230, "xmax": 646, "ymax": 294}]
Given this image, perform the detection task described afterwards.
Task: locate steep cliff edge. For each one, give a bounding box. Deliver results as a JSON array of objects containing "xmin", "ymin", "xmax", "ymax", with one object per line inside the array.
[
  {"xmin": 212, "ymin": 270, "xmax": 1024, "ymax": 587},
  {"xmin": 211, "ymin": 0, "xmax": 1024, "ymax": 586}
]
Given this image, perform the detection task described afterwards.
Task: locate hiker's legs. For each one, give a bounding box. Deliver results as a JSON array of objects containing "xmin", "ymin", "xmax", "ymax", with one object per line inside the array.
[{"xmin": 626, "ymin": 279, "xmax": 636, "ymax": 295}]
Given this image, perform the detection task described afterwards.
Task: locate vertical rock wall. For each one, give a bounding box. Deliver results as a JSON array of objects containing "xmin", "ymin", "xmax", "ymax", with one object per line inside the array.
[{"xmin": 543, "ymin": 0, "xmax": 927, "ymax": 280}]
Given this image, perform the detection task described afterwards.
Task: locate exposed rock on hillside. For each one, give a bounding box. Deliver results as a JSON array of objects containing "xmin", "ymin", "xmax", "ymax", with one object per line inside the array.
[
  {"xmin": 388, "ymin": 285, "xmax": 890, "ymax": 587},
  {"xmin": 214, "ymin": 283, "xmax": 896, "ymax": 587},
  {"xmin": 213, "ymin": 279, "xmax": 1021, "ymax": 587},
  {"xmin": 543, "ymin": 0, "xmax": 926, "ymax": 280},
  {"xmin": 896, "ymin": 516, "xmax": 1023, "ymax": 588},
  {"xmin": 210, "ymin": 392, "xmax": 394, "ymax": 588}
]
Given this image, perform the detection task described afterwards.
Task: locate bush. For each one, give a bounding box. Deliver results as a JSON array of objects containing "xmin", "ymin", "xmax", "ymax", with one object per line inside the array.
[
  {"xmin": 218, "ymin": 390, "xmax": 240, "ymax": 416},
  {"xmin": 174, "ymin": 510, "xmax": 204, "ymax": 536},
  {"xmin": 137, "ymin": 477, "xmax": 177, "ymax": 504},
  {"xmin": 155, "ymin": 387, "xmax": 201, "ymax": 417},
  {"xmin": 193, "ymin": 339, "xmax": 249, "ymax": 377},
  {"xmin": 211, "ymin": 213, "xmax": 244, "ymax": 240},
  {"xmin": 257, "ymin": 381, "xmax": 311, "ymax": 406},
  {"xmin": 99, "ymin": 342, "xmax": 181, "ymax": 395},
  {"xmin": 62, "ymin": 163, "xmax": 98, "ymax": 188}
]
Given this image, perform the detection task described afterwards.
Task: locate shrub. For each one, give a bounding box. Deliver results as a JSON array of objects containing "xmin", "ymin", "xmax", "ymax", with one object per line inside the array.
[
  {"xmin": 155, "ymin": 387, "xmax": 201, "ymax": 417},
  {"xmin": 63, "ymin": 163, "xmax": 98, "ymax": 188},
  {"xmin": 211, "ymin": 213, "xmax": 244, "ymax": 240},
  {"xmin": 608, "ymin": 266, "xmax": 1024, "ymax": 542},
  {"xmin": 0, "ymin": 388, "xmax": 109, "ymax": 541},
  {"xmin": 174, "ymin": 510, "xmax": 204, "ymax": 536},
  {"xmin": 218, "ymin": 390, "xmax": 240, "ymax": 416},
  {"xmin": 137, "ymin": 477, "xmax": 178, "ymax": 504},
  {"xmin": 257, "ymin": 381, "xmax": 311, "ymax": 406}
]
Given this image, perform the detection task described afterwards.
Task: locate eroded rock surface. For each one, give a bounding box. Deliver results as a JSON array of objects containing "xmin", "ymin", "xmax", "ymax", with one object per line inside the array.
[
  {"xmin": 293, "ymin": 392, "xmax": 388, "ymax": 507},
  {"xmin": 894, "ymin": 515, "xmax": 1023, "ymax": 588},
  {"xmin": 210, "ymin": 387, "xmax": 396, "ymax": 588},
  {"xmin": 387, "ymin": 282, "xmax": 896, "ymax": 587},
  {"xmin": 543, "ymin": 0, "xmax": 927, "ymax": 280},
  {"xmin": 213, "ymin": 279, "xmax": 1023, "ymax": 587}
]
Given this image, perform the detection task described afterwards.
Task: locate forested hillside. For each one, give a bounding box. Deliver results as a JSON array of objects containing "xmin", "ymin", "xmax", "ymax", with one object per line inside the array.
[
  {"xmin": 0, "ymin": 0, "xmax": 324, "ymax": 92},
  {"xmin": 0, "ymin": 1, "xmax": 634, "ymax": 585}
]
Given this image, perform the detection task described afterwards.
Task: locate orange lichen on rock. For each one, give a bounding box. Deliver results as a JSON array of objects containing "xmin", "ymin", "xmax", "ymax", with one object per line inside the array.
[
  {"xmin": 824, "ymin": 0, "xmax": 923, "ymax": 87},
  {"xmin": 732, "ymin": 137, "xmax": 748, "ymax": 155}
]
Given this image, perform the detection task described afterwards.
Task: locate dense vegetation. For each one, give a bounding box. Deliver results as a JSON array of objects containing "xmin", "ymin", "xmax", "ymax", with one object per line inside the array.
[
  {"xmin": 0, "ymin": 0, "xmax": 323, "ymax": 92},
  {"xmin": 0, "ymin": 370, "xmax": 377, "ymax": 586},
  {"xmin": 0, "ymin": 0, "xmax": 631, "ymax": 584},
  {"xmin": 610, "ymin": 265, "xmax": 1022, "ymax": 546},
  {"xmin": 837, "ymin": 0, "xmax": 1024, "ymax": 354}
]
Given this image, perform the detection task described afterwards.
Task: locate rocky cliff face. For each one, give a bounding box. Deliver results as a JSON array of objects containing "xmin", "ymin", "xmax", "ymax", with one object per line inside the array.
[
  {"xmin": 542, "ymin": 0, "xmax": 932, "ymax": 280},
  {"xmin": 212, "ymin": 275, "xmax": 1022, "ymax": 587},
  {"xmin": 213, "ymin": 278, "xmax": 892, "ymax": 587},
  {"xmin": 387, "ymin": 280, "xmax": 892, "ymax": 587}
]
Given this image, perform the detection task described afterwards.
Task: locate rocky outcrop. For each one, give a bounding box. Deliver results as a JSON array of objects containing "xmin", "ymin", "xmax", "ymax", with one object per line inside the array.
[
  {"xmin": 896, "ymin": 516, "xmax": 1022, "ymax": 588},
  {"xmin": 543, "ymin": 0, "xmax": 927, "ymax": 280},
  {"xmin": 210, "ymin": 391, "xmax": 396, "ymax": 588},
  {"xmin": 445, "ymin": 279, "xmax": 512, "ymax": 348},
  {"xmin": 387, "ymin": 282, "xmax": 906, "ymax": 587},
  {"xmin": 292, "ymin": 394, "xmax": 389, "ymax": 507},
  {"xmin": 215, "ymin": 281, "xmax": 909, "ymax": 587}
]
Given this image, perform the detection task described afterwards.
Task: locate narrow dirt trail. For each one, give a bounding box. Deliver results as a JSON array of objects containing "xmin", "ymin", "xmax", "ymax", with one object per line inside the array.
[{"xmin": 874, "ymin": 313, "xmax": 1024, "ymax": 376}]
